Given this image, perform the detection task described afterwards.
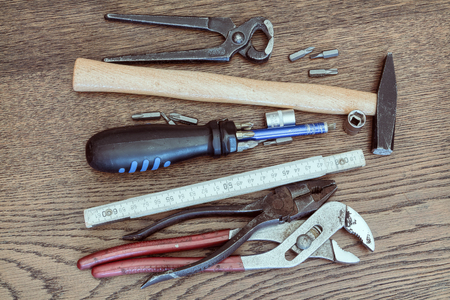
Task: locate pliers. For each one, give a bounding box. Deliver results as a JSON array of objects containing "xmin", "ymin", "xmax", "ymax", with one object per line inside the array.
[
  {"xmin": 78, "ymin": 213, "xmax": 371, "ymax": 278},
  {"xmin": 78, "ymin": 180, "xmax": 374, "ymax": 288},
  {"xmin": 77, "ymin": 197, "xmax": 375, "ymax": 289},
  {"xmin": 102, "ymin": 14, "xmax": 274, "ymax": 63}
]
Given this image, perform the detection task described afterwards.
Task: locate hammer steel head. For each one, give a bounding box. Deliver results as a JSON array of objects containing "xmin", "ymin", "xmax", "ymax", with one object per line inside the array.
[{"xmin": 372, "ymin": 53, "xmax": 397, "ymax": 155}]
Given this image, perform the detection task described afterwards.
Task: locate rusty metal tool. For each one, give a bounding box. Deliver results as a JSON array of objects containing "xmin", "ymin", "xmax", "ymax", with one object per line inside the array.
[
  {"xmin": 102, "ymin": 14, "xmax": 274, "ymax": 64},
  {"xmin": 119, "ymin": 180, "xmax": 336, "ymax": 287},
  {"xmin": 372, "ymin": 53, "xmax": 397, "ymax": 155}
]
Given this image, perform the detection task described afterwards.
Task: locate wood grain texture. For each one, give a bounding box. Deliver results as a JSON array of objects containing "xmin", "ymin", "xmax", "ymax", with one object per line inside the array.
[
  {"xmin": 1, "ymin": 0, "xmax": 449, "ymax": 299},
  {"xmin": 72, "ymin": 58, "xmax": 377, "ymax": 115}
]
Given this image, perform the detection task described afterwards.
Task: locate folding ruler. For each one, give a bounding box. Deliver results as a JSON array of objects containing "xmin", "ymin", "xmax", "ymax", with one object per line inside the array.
[{"xmin": 84, "ymin": 149, "xmax": 365, "ymax": 227}]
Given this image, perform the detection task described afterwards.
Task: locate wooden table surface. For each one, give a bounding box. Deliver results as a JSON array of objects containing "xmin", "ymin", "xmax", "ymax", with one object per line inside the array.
[{"xmin": 1, "ymin": 1, "xmax": 449, "ymax": 299}]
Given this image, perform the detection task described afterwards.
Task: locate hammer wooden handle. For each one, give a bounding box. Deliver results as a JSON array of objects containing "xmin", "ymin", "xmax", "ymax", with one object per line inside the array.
[{"xmin": 73, "ymin": 58, "xmax": 376, "ymax": 116}]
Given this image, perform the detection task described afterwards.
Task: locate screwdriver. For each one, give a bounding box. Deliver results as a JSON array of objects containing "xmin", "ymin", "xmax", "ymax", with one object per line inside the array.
[{"xmin": 86, "ymin": 120, "xmax": 333, "ymax": 173}]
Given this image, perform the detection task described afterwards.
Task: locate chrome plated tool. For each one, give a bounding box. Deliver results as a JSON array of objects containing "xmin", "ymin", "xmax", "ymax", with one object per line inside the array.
[
  {"xmin": 344, "ymin": 110, "xmax": 367, "ymax": 135},
  {"xmin": 137, "ymin": 197, "xmax": 375, "ymax": 288},
  {"xmin": 123, "ymin": 180, "xmax": 338, "ymax": 287},
  {"xmin": 78, "ymin": 217, "xmax": 363, "ymax": 278},
  {"xmin": 310, "ymin": 49, "xmax": 339, "ymax": 59},
  {"xmin": 309, "ymin": 69, "xmax": 339, "ymax": 77},
  {"xmin": 131, "ymin": 112, "xmax": 161, "ymax": 120},
  {"xmin": 168, "ymin": 113, "xmax": 198, "ymax": 125},
  {"xmin": 289, "ymin": 46, "xmax": 315, "ymax": 61}
]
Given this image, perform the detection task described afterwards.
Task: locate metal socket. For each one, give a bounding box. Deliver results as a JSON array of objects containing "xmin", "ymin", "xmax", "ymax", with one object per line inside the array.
[
  {"xmin": 265, "ymin": 109, "xmax": 296, "ymax": 128},
  {"xmin": 344, "ymin": 110, "xmax": 366, "ymax": 135}
]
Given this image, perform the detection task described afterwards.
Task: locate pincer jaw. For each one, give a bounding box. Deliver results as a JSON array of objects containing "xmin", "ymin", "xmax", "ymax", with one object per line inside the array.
[
  {"xmin": 344, "ymin": 206, "xmax": 375, "ymax": 252},
  {"xmin": 307, "ymin": 180, "xmax": 338, "ymax": 203},
  {"xmin": 288, "ymin": 180, "xmax": 337, "ymax": 218}
]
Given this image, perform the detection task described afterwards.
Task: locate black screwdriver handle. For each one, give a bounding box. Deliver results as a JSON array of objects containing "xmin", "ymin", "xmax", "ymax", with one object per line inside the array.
[{"xmin": 85, "ymin": 120, "xmax": 238, "ymax": 173}]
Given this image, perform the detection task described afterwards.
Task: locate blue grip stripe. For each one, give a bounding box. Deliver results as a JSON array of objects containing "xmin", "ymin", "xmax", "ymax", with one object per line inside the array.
[
  {"xmin": 141, "ymin": 159, "xmax": 149, "ymax": 172},
  {"xmin": 151, "ymin": 157, "xmax": 161, "ymax": 170},
  {"xmin": 164, "ymin": 161, "xmax": 171, "ymax": 167},
  {"xmin": 129, "ymin": 161, "xmax": 138, "ymax": 173}
]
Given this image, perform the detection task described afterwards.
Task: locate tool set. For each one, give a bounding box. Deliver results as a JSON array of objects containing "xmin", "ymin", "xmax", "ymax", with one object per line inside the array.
[{"xmin": 72, "ymin": 12, "xmax": 398, "ymax": 290}]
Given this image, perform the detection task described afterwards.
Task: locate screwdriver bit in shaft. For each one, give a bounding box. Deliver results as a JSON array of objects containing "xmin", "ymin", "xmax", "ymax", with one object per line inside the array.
[{"xmin": 239, "ymin": 122, "xmax": 333, "ymax": 141}]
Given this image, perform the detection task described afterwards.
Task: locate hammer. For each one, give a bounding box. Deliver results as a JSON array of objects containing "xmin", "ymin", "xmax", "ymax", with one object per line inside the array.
[{"xmin": 73, "ymin": 54, "xmax": 397, "ymax": 154}]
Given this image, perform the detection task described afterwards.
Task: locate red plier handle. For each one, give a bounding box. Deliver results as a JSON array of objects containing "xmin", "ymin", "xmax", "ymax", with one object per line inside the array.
[
  {"xmin": 92, "ymin": 256, "xmax": 245, "ymax": 278},
  {"xmin": 77, "ymin": 229, "xmax": 232, "ymax": 270}
]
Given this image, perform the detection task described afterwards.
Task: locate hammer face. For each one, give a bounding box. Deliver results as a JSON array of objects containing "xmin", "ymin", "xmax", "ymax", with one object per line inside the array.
[{"xmin": 372, "ymin": 53, "xmax": 397, "ymax": 155}]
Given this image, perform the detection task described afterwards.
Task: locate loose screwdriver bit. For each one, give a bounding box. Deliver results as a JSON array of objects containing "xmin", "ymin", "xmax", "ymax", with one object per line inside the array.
[
  {"xmin": 169, "ymin": 113, "xmax": 198, "ymax": 125},
  {"xmin": 132, "ymin": 112, "xmax": 161, "ymax": 120},
  {"xmin": 289, "ymin": 47, "xmax": 315, "ymax": 62},
  {"xmin": 309, "ymin": 69, "xmax": 338, "ymax": 77},
  {"xmin": 310, "ymin": 49, "xmax": 339, "ymax": 59},
  {"xmin": 160, "ymin": 112, "xmax": 176, "ymax": 125}
]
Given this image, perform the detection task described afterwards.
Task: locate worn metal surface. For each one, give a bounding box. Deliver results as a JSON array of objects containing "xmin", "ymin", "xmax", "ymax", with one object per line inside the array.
[
  {"xmin": 372, "ymin": 53, "xmax": 397, "ymax": 155},
  {"xmin": 103, "ymin": 15, "xmax": 274, "ymax": 63},
  {"xmin": 344, "ymin": 110, "xmax": 367, "ymax": 135},
  {"xmin": 135, "ymin": 180, "xmax": 336, "ymax": 287},
  {"xmin": 240, "ymin": 202, "xmax": 374, "ymax": 269}
]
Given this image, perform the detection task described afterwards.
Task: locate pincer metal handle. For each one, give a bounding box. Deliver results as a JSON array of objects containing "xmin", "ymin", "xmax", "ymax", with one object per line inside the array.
[{"xmin": 122, "ymin": 205, "xmax": 261, "ymax": 241}]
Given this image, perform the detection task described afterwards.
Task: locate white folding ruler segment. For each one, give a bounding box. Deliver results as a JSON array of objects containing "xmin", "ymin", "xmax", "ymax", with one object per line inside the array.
[{"xmin": 84, "ymin": 149, "xmax": 365, "ymax": 228}]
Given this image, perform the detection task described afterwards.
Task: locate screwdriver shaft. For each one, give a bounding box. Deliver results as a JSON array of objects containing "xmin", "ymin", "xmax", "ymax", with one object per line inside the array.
[{"xmin": 239, "ymin": 122, "xmax": 332, "ymax": 141}]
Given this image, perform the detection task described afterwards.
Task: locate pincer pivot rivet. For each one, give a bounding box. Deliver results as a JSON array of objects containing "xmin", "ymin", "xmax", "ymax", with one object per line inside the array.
[{"xmin": 232, "ymin": 32, "xmax": 245, "ymax": 44}]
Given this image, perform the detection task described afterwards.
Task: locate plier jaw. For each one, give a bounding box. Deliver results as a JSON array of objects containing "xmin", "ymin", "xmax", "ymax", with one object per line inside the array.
[{"xmin": 285, "ymin": 180, "xmax": 338, "ymax": 220}]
